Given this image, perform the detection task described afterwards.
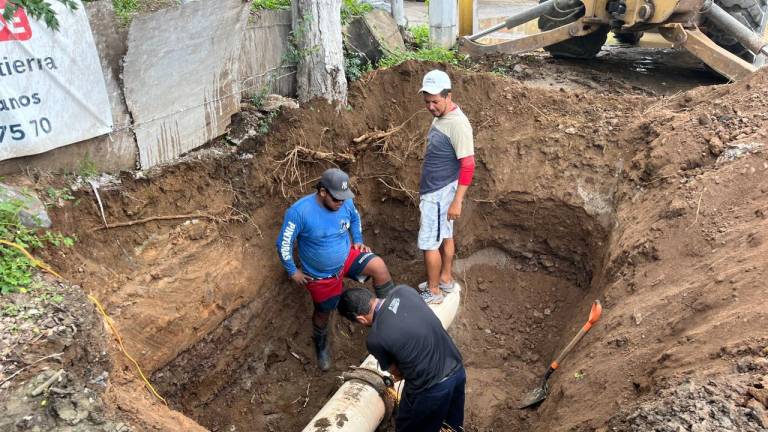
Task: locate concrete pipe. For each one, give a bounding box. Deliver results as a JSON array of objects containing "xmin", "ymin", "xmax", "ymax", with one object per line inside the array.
[{"xmin": 301, "ymin": 285, "xmax": 463, "ymax": 432}]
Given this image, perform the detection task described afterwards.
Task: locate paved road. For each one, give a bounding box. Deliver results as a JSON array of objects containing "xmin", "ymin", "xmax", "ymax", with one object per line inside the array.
[{"xmin": 404, "ymin": 0, "xmax": 535, "ymax": 27}]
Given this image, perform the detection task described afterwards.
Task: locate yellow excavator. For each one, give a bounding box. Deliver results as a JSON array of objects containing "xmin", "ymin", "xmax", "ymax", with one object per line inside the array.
[{"xmin": 459, "ymin": 0, "xmax": 767, "ymax": 80}]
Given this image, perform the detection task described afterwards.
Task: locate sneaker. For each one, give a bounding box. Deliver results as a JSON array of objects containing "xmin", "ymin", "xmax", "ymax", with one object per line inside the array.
[
  {"xmin": 418, "ymin": 280, "xmax": 458, "ymax": 294},
  {"xmin": 420, "ymin": 290, "xmax": 445, "ymax": 305}
]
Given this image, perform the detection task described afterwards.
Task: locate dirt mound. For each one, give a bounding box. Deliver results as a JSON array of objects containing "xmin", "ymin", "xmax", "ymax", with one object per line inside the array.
[{"xmin": 3, "ymin": 63, "xmax": 765, "ymax": 431}]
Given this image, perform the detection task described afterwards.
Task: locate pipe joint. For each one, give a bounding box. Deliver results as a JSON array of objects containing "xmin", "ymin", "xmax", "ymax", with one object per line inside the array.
[{"xmin": 341, "ymin": 367, "xmax": 397, "ymax": 429}]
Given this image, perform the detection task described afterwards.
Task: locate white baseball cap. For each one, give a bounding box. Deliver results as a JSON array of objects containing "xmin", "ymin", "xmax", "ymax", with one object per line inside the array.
[{"xmin": 419, "ymin": 70, "xmax": 451, "ymax": 95}]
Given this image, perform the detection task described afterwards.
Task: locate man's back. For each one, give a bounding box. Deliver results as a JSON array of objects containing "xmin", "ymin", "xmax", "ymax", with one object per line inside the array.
[{"xmin": 367, "ymin": 285, "xmax": 463, "ymax": 394}]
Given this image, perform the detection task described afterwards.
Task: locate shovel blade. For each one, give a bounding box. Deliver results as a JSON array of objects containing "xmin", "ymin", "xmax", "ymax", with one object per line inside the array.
[{"xmin": 519, "ymin": 383, "xmax": 548, "ymax": 409}]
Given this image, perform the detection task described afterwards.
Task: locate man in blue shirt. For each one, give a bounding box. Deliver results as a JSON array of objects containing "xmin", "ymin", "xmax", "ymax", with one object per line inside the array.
[{"xmin": 276, "ymin": 168, "xmax": 395, "ymax": 371}]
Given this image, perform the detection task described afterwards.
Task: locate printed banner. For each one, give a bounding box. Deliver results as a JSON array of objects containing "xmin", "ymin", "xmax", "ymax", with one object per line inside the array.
[{"xmin": 0, "ymin": 0, "xmax": 112, "ymax": 161}]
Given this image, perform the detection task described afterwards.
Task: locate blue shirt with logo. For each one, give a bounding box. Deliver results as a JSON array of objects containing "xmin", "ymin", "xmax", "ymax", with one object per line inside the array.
[{"xmin": 276, "ymin": 193, "xmax": 363, "ymax": 278}]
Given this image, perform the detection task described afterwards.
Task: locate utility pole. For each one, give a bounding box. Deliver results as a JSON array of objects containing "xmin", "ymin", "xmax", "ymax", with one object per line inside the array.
[{"xmin": 429, "ymin": 0, "xmax": 458, "ymax": 48}]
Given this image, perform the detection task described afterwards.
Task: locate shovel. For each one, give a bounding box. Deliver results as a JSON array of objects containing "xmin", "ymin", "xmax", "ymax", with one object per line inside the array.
[{"xmin": 519, "ymin": 300, "xmax": 603, "ymax": 409}]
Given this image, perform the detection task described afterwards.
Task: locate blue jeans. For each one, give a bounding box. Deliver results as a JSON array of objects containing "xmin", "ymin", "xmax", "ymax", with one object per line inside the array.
[{"xmin": 396, "ymin": 367, "xmax": 466, "ymax": 432}]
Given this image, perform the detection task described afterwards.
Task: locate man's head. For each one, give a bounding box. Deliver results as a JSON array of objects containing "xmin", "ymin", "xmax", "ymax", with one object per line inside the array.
[
  {"xmin": 338, "ymin": 288, "xmax": 376, "ymax": 327},
  {"xmin": 419, "ymin": 70, "xmax": 452, "ymax": 118},
  {"xmin": 317, "ymin": 168, "xmax": 354, "ymax": 211}
]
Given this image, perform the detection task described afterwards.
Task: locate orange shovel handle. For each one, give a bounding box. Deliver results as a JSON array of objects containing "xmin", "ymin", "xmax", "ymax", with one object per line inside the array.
[
  {"xmin": 582, "ymin": 300, "xmax": 603, "ymax": 332},
  {"xmin": 550, "ymin": 300, "xmax": 602, "ymax": 371}
]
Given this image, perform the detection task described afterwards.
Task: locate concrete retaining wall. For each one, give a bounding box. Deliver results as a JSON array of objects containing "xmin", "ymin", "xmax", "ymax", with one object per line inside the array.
[
  {"xmin": 241, "ymin": 10, "xmax": 297, "ymax": 99},
  {"xmin": 0, "ymin": 1, "xmax": 297, "ymax": 175}
]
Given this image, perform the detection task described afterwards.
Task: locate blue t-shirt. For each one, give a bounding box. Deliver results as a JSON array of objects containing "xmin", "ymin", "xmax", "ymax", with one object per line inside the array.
[{"xmin": 276, "ymin": 193, "xmax": 363, "ymax": 278}]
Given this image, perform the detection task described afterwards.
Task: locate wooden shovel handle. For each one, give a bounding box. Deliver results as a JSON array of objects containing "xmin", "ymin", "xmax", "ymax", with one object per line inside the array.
[{"xmin": 549, "ymin": 300, "xmax": 602, "ymax": 370}]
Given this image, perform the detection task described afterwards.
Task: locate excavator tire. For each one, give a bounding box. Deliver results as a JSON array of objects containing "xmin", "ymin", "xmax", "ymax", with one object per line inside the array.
[
  {"xmin": 538, "ymin": 1, "xmax": 609, "ymax": 59},
  {"xmin": 614, "ymin": 31, "xmax": 644, "ymax": 44},
  {"xmin": 701, "ymin": 0, "xmax": 768, "ymax": 64}
]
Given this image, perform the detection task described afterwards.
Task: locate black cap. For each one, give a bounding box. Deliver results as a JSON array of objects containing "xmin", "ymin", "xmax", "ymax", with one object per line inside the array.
[{"xmin": 320, "ymin": 168, "xmax": 355, "ymax": 200}]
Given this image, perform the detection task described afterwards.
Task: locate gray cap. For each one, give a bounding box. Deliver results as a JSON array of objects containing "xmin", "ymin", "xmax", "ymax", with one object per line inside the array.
[{"xmin": 320, "ymin": 168, "xmax": 355, "ymax": 200}]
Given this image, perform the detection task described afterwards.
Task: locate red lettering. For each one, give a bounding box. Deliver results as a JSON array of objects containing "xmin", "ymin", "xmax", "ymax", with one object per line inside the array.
[{"xmin": 0, "ymin": 0, "xmax": 33, "ymax": 42}]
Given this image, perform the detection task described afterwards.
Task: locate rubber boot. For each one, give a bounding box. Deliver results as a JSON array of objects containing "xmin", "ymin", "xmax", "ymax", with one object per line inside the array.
[
  {"xmin": 312, "ymin": 326, "xmax": 331, "ymax": 372},
  {"xmin": 374, "ymin": 280, "xmax": 396, "ymax": 299}
]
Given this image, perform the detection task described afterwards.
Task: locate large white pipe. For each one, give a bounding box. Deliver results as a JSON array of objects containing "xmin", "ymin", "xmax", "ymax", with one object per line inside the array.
[{"xmin": 302, "ymin": 285, "xmax": 462, "ymax": 432}]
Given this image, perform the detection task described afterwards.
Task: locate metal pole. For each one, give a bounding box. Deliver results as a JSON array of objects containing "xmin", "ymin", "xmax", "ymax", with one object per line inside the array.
[
  {"xmin": 468, "ymin": 0, "xmax": 557, "ymax": 41},
  {"xmin": 390, "ymin": 0, "xmax": 406, "ymax": 27},
  {"xmin": 430, "ymin": 0, "xmax": 459, "ymax": 48},
  {"xmin": 459, "ymin": 0, "xmax": 474, "ymax": 37},
  {"xmin": 704, "ymin": 3, "xmax": 768, "ymax": 56}
]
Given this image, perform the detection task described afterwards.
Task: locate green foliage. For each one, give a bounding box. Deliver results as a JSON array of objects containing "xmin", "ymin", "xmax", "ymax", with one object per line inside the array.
[
  {"xmin": 0, "ymin": 199, "xmax": 74, "ymax": 294},
  {"xmin": 344, "ymin": 50, "xmax": 372, "ymax": 82},
  {"xmin": 378, "ymin": 47, "xmax": 464, "ymax": 69},
  {"xmin": 78, "ymin": 154, "xmax": 98, "ymax": 179},
  {"xmin": 250, "ymin": 84, "xmax": 271, "ymax": 108},
  {"xmin": 1, "ymin": 303, "xmax": 21, "ymax": 317},
  {"xmin": 341, "ymin": 0, "xmax": 372, "ymax": 24},
  {"xmin": 409, "ymin": 24, "xmax": 430, "ymax": 49},
  {"xmin": 283, "ymin": 13, "xmax": 319, "ymax": 64},
  {"xmin": 251, "ymin": 0, "xmax": 291, "ymax": 11},
  {"xmin": 112, "ymin": 0, "xmax": 139, "ymax": 25},
  {"xmin": 258, "ymin": 111, "xmax": 280, "ymax": 135},
  {"xmin": 45, "ymin": 187, "xmax": 75, "ymax": 208},
  {"xmin": 1, "ymin": 0, "xmax": 92, "ymax": 31}
]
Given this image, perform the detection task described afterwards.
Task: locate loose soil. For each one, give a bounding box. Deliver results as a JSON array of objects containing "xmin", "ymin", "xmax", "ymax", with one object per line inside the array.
[{"xmin": 2, "ymin": 59, "xmax": 767, "ymax": 432}]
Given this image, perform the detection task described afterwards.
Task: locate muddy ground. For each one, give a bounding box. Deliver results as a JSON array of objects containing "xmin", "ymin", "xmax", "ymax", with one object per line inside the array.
[{"xmin": 1, "ymin": 52, "xmax": 767, "ymax": 432}]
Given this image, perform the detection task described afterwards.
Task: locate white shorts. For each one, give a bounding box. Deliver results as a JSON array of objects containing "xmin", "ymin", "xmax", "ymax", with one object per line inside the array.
[{"xmin": 418, "ymin": 181, "xmax": 458, "ymax": 251}]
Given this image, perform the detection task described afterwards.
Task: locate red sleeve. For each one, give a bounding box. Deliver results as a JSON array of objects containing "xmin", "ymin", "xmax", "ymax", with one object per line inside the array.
[{"xmin": 458, "ymin": 155, "xmax": 475, "ymax": 186}]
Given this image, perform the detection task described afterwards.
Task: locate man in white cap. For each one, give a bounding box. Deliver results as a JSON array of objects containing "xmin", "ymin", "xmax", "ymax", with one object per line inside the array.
[
  {"xmin": 276, "ymin": 168, "xmax": 395, "ymax": 371},
  {"xmin": 417, "ymin": 70, "xmax": 475, "ymax": 304}
]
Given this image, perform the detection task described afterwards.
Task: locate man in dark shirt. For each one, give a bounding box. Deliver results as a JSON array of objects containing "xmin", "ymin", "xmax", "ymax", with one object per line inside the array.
[{"xmin": 337, "ymin": 285, "xmax": 465, "ymax": 432}]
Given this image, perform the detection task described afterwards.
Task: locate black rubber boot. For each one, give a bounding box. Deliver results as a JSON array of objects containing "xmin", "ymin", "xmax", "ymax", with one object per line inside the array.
[
  {"xmin": 312, "ymin": 325, "xmax": 331, "ymax": 372},
  {"xmin": 374, "ymin": 280, "xmax": 395, "ymax": 299}
]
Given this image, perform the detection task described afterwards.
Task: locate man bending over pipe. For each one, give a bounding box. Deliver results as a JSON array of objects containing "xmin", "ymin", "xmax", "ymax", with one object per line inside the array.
[
  {"xmin": 276, "ymin": 168, "xmax": 395, "ymax": 372},
  {"xmin": 338, "ymin": 286, "xmax": 466, "ymax": 432}
]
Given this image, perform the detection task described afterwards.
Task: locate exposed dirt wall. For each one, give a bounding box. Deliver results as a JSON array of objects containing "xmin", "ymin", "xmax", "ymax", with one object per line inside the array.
[{"xmin": 24, "ymin": 63, "xmax": 768, "ymax": 431}]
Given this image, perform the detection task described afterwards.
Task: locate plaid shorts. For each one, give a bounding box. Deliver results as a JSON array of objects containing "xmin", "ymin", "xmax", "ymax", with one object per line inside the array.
[{"xmin": 418, "ymin": 180, "xmax": 457, "ymax": 251}]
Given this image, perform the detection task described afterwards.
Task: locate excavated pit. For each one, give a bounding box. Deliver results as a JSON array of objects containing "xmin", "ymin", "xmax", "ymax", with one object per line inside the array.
[
  {"xmin": 47, "ymin": 61, "xmax": 626, "ymax": 431},
  {"xmin": 46, "ymin": 63, "xmax": 768, "ymax": 431},
  {"xmin": 152, "ymin": 189, "xmax": 612, "ymax": 432}
]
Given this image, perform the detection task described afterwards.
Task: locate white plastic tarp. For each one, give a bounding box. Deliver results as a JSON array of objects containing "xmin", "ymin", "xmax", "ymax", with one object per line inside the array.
[{"xmin": 0, "ymin": 0, "xmax": 113, "ymax": 161}]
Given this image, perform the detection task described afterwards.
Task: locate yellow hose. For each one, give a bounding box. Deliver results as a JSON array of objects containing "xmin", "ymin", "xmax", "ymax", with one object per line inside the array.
[
  {"xmin": 88, "ymin": 294, "xmax": 168, "ymax": 405},
  {"xmin": 0, "ymin": 239, "xmax": 63, "ymax": 279},
  {"xmin": 0, "ymin": 241, "xmax": 166, "ymax": 404}
]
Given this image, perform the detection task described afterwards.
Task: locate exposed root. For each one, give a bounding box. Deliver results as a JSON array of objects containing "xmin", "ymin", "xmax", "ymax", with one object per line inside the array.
[
  {"xmin": 91, "ymin": 210, "xmax": 244, "ymax": 231},
  {"xmin": 352, "ymin": 109, "xmax": 425, "ymax": 148},
  {"xmin": 270, "ymin": 145, "xmax": 355, "ymax": 199},
  {"xmin": 377, "ymin": 177, "xmax": 418, "ymax": 205},
  {"xmin": 295, "ymin": 146, "xmax": 355, "ymax": 164}
]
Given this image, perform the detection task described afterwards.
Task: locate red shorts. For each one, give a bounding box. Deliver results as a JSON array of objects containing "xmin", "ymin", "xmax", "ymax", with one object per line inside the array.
[{"xmin": 306, "ymin": 247, "xmax": 377, "ymax": 308}]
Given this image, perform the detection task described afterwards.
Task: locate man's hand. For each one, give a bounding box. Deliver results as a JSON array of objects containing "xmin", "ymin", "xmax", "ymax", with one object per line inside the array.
[
  {"xmin": 389, "ymin": 364, "xmax": 403, "ymax": 381},
  {"xmin": 353, "ymin": 243, "xmax": 372, "ymax": 252},
  {"xmin": 447, "ymin": 199, "xmax": 463, "ymax": 221},
  {"xmin": 290, "ymin": 269, "xmax": 311, "ymax": 287}
]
